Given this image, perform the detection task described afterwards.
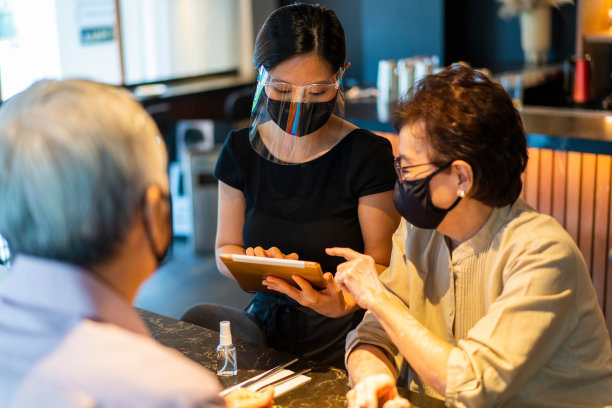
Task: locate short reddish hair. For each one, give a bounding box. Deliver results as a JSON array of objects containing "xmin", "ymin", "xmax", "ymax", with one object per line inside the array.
[{"xmin": 392, "ymin": 65, "xmax": 528, "ymax": 207}]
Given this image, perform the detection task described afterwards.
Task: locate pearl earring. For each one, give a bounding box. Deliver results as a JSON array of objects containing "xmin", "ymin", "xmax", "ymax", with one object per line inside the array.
[{"xmin": 458, "ymin": 189, "xmax": 465, "ymax": 198}]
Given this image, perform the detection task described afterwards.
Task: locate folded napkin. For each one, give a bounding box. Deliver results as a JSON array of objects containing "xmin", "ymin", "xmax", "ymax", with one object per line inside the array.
[{"xmin": 219, "ymin": 369, "xmax": 311, "ymax": 397}]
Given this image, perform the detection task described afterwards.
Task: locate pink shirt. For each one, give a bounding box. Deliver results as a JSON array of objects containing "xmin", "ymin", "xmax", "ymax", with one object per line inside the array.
[{"xmin": 0, "ymin": 256, "xmax": 225, "ymax": 407}]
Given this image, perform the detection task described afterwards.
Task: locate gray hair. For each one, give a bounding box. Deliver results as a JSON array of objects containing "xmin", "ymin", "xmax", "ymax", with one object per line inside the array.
[{"xmin": 0, "ymin": 79, "xmax": 168, "ymax": 266}]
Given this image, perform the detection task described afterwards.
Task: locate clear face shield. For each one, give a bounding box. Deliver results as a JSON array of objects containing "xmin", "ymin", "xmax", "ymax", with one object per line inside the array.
[{"xmin": 249, "ymin": 65, "xmax": 347, "ymax": 164}]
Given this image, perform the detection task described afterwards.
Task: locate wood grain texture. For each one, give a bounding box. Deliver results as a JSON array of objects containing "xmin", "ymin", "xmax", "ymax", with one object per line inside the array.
[
  {"xmin": 522, "ymin": 148, "xmax": 612, "ymax": 337},
  {"xmin": 579, "ymin": 154, "xmax": 597, "ymax": 274},
  {"xmin": 592, "ymin": 155, "xmax": 611, "ymax": 309},
  {"xmin": 524, "ymin": 148, "xmax": 540, "ymax": 209},
  {"xmin": 551, "ymin": 150, "xmax": 568, "ymax": 228},
  {"xmin": 565, "ymin": 152, "xmax": 582, "ymax": 244},
  {"xmin": 538, "ymin": 149, "xmax": 554, "ymax": 216}
]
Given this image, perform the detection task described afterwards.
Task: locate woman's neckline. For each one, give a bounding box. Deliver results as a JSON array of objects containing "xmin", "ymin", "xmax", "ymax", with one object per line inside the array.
[{"xmin": 254, "ymin": 128, "xmax": 361, "ymax": 166}]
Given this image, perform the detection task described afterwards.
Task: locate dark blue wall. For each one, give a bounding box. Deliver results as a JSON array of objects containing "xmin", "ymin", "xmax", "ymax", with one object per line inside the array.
[
  {"xmin": 446, "ymin": 0, "xmax": 523, "ymax": 69},
  {"xmin": 282, "ymin": 0, "xmax": 444, "ymax": 86},
  {"xmin": 359, "ymin": 0, "xmax": 444, "ymax": 86},
  {"xmin": 445, "ymin": 0, "xmax": 576, "ymax": 71},
  {"xmin": 278, "ymin": 0, "xmax": 576, "ymax": 82}
]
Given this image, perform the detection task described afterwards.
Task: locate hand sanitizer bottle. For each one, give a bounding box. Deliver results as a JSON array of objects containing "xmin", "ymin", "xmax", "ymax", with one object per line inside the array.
[{"xmin": 217, "ymin": 320, "xmax": 237, "ymax": 376}]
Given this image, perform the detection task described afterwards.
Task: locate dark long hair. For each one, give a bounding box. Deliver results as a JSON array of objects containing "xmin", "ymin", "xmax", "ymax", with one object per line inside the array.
[
  {"xmin": 392, "ymin": 65, "xmax": 528, "ymax": 207},
  {"xmin": 253, "ymin": 3, "xmax": 346, "ymax": 73}
]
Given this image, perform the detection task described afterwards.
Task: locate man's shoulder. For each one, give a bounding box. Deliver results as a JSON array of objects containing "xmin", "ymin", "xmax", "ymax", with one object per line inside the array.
[{"xmin": 14, "ymin": 319, "xmax": 224, "ymax": 407}]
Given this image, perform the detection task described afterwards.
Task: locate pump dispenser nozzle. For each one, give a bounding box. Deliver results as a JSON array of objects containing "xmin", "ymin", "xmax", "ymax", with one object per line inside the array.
[{"xmin": 220, "ymin": 321, "xmax": 233, "ymax": 346}]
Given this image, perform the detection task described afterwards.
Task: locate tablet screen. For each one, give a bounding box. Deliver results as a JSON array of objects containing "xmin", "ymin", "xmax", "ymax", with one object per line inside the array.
[{"xmin": 227, "ymin": 254, "xmax": 309, "ymax": 268}]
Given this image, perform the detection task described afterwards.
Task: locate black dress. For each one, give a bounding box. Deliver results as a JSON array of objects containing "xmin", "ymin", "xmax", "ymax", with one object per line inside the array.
[{"xmin": 214, "ymin": 127, "xmax": 396, "ymax": 367}]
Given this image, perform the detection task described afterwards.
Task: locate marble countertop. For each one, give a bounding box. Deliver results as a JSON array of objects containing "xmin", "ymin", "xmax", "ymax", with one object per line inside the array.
[
  {"xmin": 138, "ymin": 308, "xmax": 351, "ymax": 407},
  {"xmin": 137, "ymin": 308, "xmax": 445, "ymax": 408}
]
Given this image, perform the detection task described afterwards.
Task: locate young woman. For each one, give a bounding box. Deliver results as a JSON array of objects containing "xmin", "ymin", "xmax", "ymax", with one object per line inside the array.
[{"xmin": 183, "ymin": 3, "xmax": 399, "ymax": 368}]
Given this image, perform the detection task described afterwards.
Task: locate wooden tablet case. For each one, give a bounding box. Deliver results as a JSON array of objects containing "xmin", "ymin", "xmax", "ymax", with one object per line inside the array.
[{"xmin": 220, "ymin": 254, "xmax": 326, "ymax": 293}]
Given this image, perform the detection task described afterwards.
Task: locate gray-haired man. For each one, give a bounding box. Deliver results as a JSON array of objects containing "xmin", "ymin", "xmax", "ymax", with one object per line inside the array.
[{"xmin": 0, "ymin": 80, "xmax": 272, "ymax": 408}]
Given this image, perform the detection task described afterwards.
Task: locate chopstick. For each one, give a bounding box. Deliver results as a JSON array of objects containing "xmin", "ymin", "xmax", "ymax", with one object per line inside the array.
[
  {"xmin": 238, "ymin": 357, "xmax": 299, "ymax": 389},
  {"xmin": 250, "ymin": 368, "xmax": 312, "ymax": 392}
]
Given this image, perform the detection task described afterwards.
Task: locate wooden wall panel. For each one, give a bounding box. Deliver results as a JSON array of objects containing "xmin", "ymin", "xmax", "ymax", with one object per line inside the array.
[
  {"xmin": 565, "ymin": 152, "xmax": 582, "ymax": 244},
  {"xmin": 524, "ymin": 148, "xmax": 540, "ymax": 209},
  {"xmin": 538, "ymin": 149, "xmax": 554, "ymax": 216},
  {"xmin": 579, "ymin": 154, "xmax": 597, "ymax": 273},
  {"xmin": 607, "ymin": 178, "xmax": 612, "ymax": 335},
  {"xmin": 551, "ymin": 150, "xmax": 568, "ymax": 228},
  {"xmin": 592, "ymin": 155, "xmax": 611, "ymax": 309},
  {"xmin": 522, "ymin": 147, "xmax": 612, "ymax": 337}
]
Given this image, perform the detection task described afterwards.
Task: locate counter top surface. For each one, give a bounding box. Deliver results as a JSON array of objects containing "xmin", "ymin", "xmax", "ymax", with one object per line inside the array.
[
  {"xmin": 137, "ymin": 308, "xmax": 445, "ymax": 408},
  {"xmin": 521, "ymin": 106, "xmax": 612, "ymax": 139},
  {"xmin": 345, "ymin": 100, "xmax": 612, "ymax": 155},
  {"xmin": 131, "ymin": 73, "xmax": 256, "ymax": 102}
]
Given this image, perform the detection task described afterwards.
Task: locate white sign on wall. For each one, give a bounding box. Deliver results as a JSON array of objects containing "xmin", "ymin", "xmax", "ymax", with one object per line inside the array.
[{"xmin": 76, "ymin": 0, "xmax": 115, "ymax": 45}]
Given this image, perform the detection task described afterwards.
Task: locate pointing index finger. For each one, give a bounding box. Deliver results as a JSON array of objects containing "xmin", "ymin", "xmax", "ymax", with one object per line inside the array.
[{"xmin": 326, "ymin": 247, "xmax": 360, "ymax": 260}]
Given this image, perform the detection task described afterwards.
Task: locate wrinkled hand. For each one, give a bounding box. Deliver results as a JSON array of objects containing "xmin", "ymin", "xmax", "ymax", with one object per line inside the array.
[
  {"xmin": 262, "ymin": 272, "xmax": 354, "ymax": 317},
  {"xmin": 326, "ymin": 247, "xmax": 388, "ymax": 311},
  {"xmin": 346, "ymin": 374, "xmax": 410, "ymax": 408},
  {"xmin": 224, "ymin": 387, "xmax": 274, "ymax": 408},
  {"xmin": 246, "ymin": 246, "xmax": 299, "ymax": 260}
]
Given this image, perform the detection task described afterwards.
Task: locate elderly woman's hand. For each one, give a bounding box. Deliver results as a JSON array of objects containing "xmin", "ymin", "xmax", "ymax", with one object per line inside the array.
[
  {"xmin": 326, "ymin": 247, "xmax": 388, "ymax": 311},
  {"xmin": 223, "ymin": 387, "xmax": 274, "ymax": 408},
  {"xmin": 346, "ymin": 374, "xmax": 410, "ymax": 408}
]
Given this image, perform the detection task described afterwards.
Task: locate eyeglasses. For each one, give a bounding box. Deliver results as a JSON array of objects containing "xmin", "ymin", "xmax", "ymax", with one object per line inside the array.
[
  {"xmin": 394, "ymin": 157, "xmax": 451, "ymax": 182},
  {"xmin": 257, "ymin": 66, "xmax": 343, "ymax": 102}
]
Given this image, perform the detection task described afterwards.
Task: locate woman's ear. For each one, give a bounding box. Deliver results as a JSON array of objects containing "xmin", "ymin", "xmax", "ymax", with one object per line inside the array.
[
  {"xmin": 452, "ymin": 160, "xmax": 474, "ymax": 197},
  {"xmin": 343, "ymin": 61, "xmax": 351, "ymax": 72}
]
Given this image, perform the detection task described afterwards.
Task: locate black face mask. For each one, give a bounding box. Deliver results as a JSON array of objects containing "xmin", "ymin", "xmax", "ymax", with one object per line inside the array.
[
  {"xmin": 266, "ymin": 95, "xmax": 337, "ymax": 136},
  {"xmin": 142, "ymin": 193, "xmax": 173, "ymax": 267},
  {"xmin": 392, "ymin": 161, "xmax": 462, "ymax": 229}
]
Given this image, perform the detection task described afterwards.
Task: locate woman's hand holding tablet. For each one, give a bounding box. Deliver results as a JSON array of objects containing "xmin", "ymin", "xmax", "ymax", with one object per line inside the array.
[
  {"xmin": 219, "ymin": 253, "xmax": 326, "ymax": 293},
  {"xmin": 221, "ymin": 247, "xmax": 361, "ymax": 318},
  {"xmin": 262, "ymin": 270, "xmax": 358, "ymax": 318},
  {"xmin": 245, "ymin": 246, "xmax": 299, "ymax": 260}
]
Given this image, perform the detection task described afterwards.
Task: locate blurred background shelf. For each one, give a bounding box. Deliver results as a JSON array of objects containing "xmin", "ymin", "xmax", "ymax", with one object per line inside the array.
[{"xmin": 583, "ymin": 31, "xmax": 612, "ymax": 43}]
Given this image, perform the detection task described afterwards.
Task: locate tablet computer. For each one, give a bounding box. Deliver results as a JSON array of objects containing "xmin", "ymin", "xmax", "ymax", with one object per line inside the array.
[{"xmin": 219, "ymin": 254, "xmax": 326, "ymax": 293}]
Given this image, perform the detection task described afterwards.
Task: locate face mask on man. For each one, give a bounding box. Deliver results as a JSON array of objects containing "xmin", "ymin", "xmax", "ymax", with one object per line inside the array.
[
  {"xmin": 392, "ymin": 161, "xmax": 462, "ymax": 229},
  {"xmin": 266, "ymin": 95, "xmax": 337, "ymax": 136}
]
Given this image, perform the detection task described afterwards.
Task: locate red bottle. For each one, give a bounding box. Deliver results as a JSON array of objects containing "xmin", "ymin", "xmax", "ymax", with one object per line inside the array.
[{"xmin": 573, "ymin": 56, "xmax": 592, "ymax": 104}]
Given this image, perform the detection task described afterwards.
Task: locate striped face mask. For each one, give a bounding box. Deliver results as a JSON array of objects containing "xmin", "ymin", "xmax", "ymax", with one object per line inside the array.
[
  {"xmin": 249, "ymin": 65, "xmax": 346, "ymax": 164},
  {"xmin": 265, "ymin": 94, "xmax": 337, "ymax": 136}
]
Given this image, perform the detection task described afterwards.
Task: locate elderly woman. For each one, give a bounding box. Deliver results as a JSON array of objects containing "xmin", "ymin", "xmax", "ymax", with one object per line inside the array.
[{"xmin": 329, "ymin": 65, "xmax": 612, "ymax": 407}]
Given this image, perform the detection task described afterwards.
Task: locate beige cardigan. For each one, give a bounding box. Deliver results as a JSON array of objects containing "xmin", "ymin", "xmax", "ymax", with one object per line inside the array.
[{"xmin": 346, "ymin": 199, "xmax": 612, "ymax": 407}]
